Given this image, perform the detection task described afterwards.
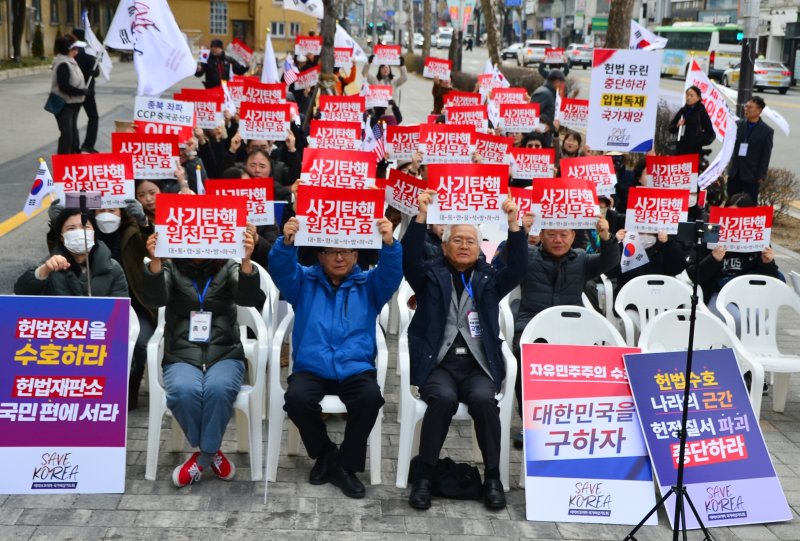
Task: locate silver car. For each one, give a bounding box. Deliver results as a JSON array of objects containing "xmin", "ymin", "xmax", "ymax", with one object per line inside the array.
[
  {"xmin": 722, "ymin": 60, "xmax": 792, "ymax": 95},
  {"xmin": 501, "ymin": 43, "xmax": 523, "ymax": 60},
  {"xmin": 517, "ymin": 39, "xmax": 551, "ymax": 67},
  {"xmin": 565, "ymin": 43, "xmax": 593, "ymax": 69}
]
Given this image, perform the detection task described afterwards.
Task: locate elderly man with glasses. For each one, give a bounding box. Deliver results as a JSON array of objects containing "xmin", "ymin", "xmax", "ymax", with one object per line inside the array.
[
  {"xmin": 268, "ymin": 215, "xmax": 402, "ymax": 498},
  {"xmin": 402, "ymin": 189, "xmax": 526, "ymax": 511}
]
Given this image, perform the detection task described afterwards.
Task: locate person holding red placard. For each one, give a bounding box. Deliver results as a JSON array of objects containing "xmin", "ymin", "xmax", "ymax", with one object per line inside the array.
[
  {"xmin": 195, "ymin": 39, "xmax": 248, "ymax": 89},
  {"xmin": 362, "ymin": 54, "xmax": 408, "ymax": 103}
]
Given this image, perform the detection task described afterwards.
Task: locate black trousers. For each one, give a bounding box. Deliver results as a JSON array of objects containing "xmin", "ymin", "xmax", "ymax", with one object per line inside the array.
[
  {"xmin": 419, "ymin": 352, "xmax": 500, "ymax": 470},
  {"xmin": 80, "ymin": 93, "xmax": 99, "ymax": 150},
  {"xmin": 56, "ymin": 104, "xmax": 81, "ymax": 154},
  {"xmin": 727, "ymin": 175, "xmax": 760, "ymax": 203},
  {"xmin": 284, "ymin": 370, "xmax": 384, "ymax": 472}
]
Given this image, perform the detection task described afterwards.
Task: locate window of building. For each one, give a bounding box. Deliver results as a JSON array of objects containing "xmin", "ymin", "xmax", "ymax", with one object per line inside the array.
[
  {"xmin": 65, "ymin": 0, "xmax": 75, "ymax": 24},
  {"xmin": 271, "ymin": 21, "xmax": 285, "ymax": 37},
  {"xmin": 32, "ymin": 0, "xmax": 42, "ymax": 22},
  {"xmin": 290, "ymin": 22, "xmax": 301, "ymax": 36},
  {"xmin": 50, "ymin": 0, "xmax": 58, "ymax": 23},
  {"xmin": 210, "ymin": 1, "xmax": 228, "ymax": 35}
]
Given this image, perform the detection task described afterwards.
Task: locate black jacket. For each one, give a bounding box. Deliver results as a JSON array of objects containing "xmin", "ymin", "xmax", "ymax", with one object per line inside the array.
[
  {"xmin": 687, "ymin": 247, "xmax": 781, "ymax": 301},
  {"xmin": 728, "ymin": 118, "xmax": 774, "ymax": 184},
  {"xmin": 402, "ymin": 221, "xmax": 527, "ymax": 391},
  {"xmin": 615, "ymin": 237, "xmax": 687, "ymax": 293},
  {"xmin": 668, "ymin": 102, "xmax": 715, "ymax": 156},
  {"xmin": 196, "ymin": 53, "xmax": 247, "ymax": 89},
  {"xmin": 74, "ymin": 49, "xmax": 101, "ymax": 92}
]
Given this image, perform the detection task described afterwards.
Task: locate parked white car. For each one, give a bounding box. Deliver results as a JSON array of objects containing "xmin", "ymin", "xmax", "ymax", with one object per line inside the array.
[{"xmin": 517, "ymin": 39, "xmax": 551, "ymax": 67}]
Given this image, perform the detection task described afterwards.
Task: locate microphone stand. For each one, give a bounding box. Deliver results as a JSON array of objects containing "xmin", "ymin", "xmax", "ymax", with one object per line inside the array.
[{"xmin": 79, "ymin": 191, "xmax": 93, "ymax": 297}]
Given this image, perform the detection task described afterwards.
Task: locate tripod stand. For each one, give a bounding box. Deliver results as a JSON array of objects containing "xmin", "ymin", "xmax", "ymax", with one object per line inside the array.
[{"xmin": 624, "ymin": 220, "xmax": 716, "ymax": 541}]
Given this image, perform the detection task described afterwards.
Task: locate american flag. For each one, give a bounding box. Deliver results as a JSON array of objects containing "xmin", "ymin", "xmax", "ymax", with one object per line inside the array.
[
  {"xmin": 283, "ymin": 57, "xmax": 298, "ymax": 85},
  {"xmin": 372, "ymin": 122, "xmax": 386, "ymax": 162}
]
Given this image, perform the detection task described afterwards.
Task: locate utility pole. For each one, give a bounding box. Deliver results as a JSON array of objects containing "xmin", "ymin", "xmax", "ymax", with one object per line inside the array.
[{"xmin": 736, "ymin": 0, "xmax": 759, "ymax": 117}]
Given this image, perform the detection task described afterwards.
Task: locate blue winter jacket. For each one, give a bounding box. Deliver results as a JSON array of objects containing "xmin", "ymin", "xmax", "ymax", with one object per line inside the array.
[{"xmin": 268, "ymin": 239, "xmax": 403, "ymax": 381}]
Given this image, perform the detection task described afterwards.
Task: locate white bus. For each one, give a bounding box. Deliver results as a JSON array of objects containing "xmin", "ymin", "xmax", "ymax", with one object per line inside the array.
[{"xmin": 655, "ymin": 22, "xmax": 742, "ymax": 82}]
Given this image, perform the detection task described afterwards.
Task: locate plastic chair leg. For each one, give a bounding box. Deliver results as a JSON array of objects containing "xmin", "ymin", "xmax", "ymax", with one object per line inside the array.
[
  {"xmin": 395, "ymin": 407, "xmax": 419, "ymax": 489},
  {"xmin": 265, "ymin": 406, "xmax": 285, "ymax": 482},
  {"xmin": 145, "ymin": 402, "xmax": 165, "ymax": 481},
  {"xmin": 368, "ymin": 413, "xmax": 383, "ymax": 485},
  {"xmin": 772, "ymin": 373, "xmax": 791, "ymax": 413},
  {"xmin": 235, "ymin": 409, "xmax": 250, "ymax": 453}
]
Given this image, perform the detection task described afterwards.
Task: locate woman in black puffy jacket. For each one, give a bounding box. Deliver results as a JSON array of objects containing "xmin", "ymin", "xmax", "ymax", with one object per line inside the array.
[{"xmin": 668, "ymin": 85, "xmax": 715, "ymax": 158}]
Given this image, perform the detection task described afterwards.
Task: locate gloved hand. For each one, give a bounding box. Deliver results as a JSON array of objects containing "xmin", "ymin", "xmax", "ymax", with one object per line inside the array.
[
  {"xmin": 125, "ymin": 199, "xmax": 148, "ymax": 227},
  {"xmin": 399, "ymin": 56, "xmax": 405, "ymax": 67},
  {"xmin": 48, "ymin": 199, "xmax": 65, "ymax": 226}
]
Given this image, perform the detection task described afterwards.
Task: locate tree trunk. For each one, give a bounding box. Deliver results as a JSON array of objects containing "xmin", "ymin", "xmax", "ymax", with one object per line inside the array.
[
  {"xmin": 422, "ymin": 0, "xmax": 432, "ymax": 59},
  {"xmin": 320, "ymin": 0, "xmax": 336, "ymax": 73},
  {"xmin": 605, "ymin": 0, "xmax": 634, "ymax": 49},
  {"xmin": 474, "ymin": 7, "xmax": 482, "ymax": 45},
  {"xmin": 481, "ymin": 0, "xmax": 500, "ymax": 66},
  {"xmin": 11, "ymin": 0, "xmax": 26, "ymax": 60}
]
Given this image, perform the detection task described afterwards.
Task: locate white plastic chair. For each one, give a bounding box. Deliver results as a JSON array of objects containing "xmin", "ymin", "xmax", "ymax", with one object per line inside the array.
[
  {"xmin": 789, "ymin": 271, "xmax": 800, "ymax": 298},
  {"xmin": 638, "ymin": 309, "xmax": 763, "ymax": 417},
  {"xmin": 716, "ymin": 275, "xmax": 800, "ymax": 413},
  {"xmin": 127, "ymin": 305, "xmax": 140, "ymax": 375},
  {"xmin": 264, "ymin": 310, "xmax": 388, "ymax": 486},
  {"xmin": 519, "ymin": 305, "xmax": 627, "ymax": 347},
  {"xmin": 145, "ymin": 305, "xmax": 269, "ymax": 481},
  {"xmin": 614, "ymin": 275, "xmax": 706, "ymax": 347},
  {"xmin": 499, "ymin": 287, "xmax": 521, "ymax": 344}
]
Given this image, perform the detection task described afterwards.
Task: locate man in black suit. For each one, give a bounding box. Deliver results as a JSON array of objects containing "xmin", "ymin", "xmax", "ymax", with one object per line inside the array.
[
  {"xmin": 72, "ymin": 28, "xmax": 100, "ymax": 153},
  {"xmin": 727, "ymin": 96, "xmax": 774, "ymax": 202}
]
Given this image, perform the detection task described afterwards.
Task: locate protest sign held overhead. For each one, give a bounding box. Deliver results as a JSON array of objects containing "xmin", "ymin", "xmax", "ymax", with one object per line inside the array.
[
  {"xmin": 238, "ymin": 102, "xmax": 291, "ymax": 141},
  {"xmin": 531, "ymin": 178, "xmax": 599, "ymax": 230},
  {"xmin": 499, "ymin": 103, "xmax": 540, "ymax": 134},
  {"xmin": 418, "ymin": 124, "xmax": 476, "ymax": 165},
  {"xmin": 295, "ymin": 186, "xmax": 384, "ymax": 249},
  {"xmin": 509, "ymin": 186, "xmax": 534, "ymax": 226},
  {"xmin": 423, "ymin": 58, "xmax": 452, "ymax": 80},
  {"xmin": 443, "ymin": 91, "xmax": 483, "ymax": 110},
  {"xmin": 364, "ymin": 85, "xmax": 393, "ymax": 109},
  {"xmin": 308, "ymin": 120, "xmax": 362, "ymax": 151},
  {"xmin": 294, "ymin": 65, "xmax": 321, "ymax": 90},
  {"xmin": 295, "ymin": 35, "xmax": 323, "ymax": 56},
  {"xmin": 319, "ymin": 95, "xmax": 365, "ymax": 122},
  {"xmin": 473, "ymin": 133, "xmax": 513, "ymax": 165},
  {"xmin": 426, "ymin": 163, "xmax": 508, "ymax": 225},
  {"xmin": 111, "ymin": 133, "xmax": 179, "ymax": 180},
  {"xmin": 560, "ymin": 156, "xmax": 618, "ymax": 197},
  {"xmin": 645, "ymin": 154, "xmax": 699, "ymax": 191},
  {"xmin": 173, "ymin": 88, "xmax": 223, "ymax": 130},
  {"xmin": 51, "ymin": 153, "xmax": 135, "ymax": 209},
  {"xmin": 445, "ymin": 105, "xmax": 489, "ymax": 132},
  {"xmin": 625, "ymin": 187, "xmax": 689, "ymax": 234},
  {"xmin": 543, "ymin": 48, "xmax": 565, "ymax": 65},
  {"xmin": 206, "ymin": 178, "xmax": 276, "ymax": 226},
  {"xmin": 227, "ymin": 39, "xmax": 254, "ymax": 66},
  {"xmin": 334, "ymin": 47, "xmax": 354, "ymax": 70},
  {"xmin": 374, "ymin": 45, "xmax": 402, "ymax": 66},
  {"xmin": 243, "ymin": 80, "xmax": 286, "ymax": 104},
  {"xmin": 301, "ymin": 148, "xmax": 377, "ymax": 189},
  {"xmin": 557, "ymin": 97, "xmax": 589, "ymax": 132},
  {"xmin": 385, "ymin": 169, "xmax": 427, "ymax": 216},
  {"xmin": 510, "ymin": 148, "xmax": 555, "ymax": 180},
  {"xmin": 133, "ymin": 97, "xmax": 195, "ymax": 142},
  {"xmin": 708, "ymin": 206, "xmax": 773, "ymax": 253},
  {"xmin": 386, "ymin": 125, "xmax": 421, "ymax": 162},
  {"xmin": 490, "ymin": 87, "xmax": 529, "ymax": 105}
]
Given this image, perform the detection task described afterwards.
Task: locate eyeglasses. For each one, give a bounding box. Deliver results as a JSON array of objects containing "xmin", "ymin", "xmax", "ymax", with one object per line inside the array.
[
  {"xmin": 320, "ymin": 249, "xmax": 357, "ymax": 258},
  {"xmin": 448, "ymin": 237, "xmax": 478, "ymax": 247}
]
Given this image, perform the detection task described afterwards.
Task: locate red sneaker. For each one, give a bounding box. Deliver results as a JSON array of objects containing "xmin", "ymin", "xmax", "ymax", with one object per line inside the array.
[
  {"xmin": 210, "ymin": 450, "xmax": 236, "ymax": 481},
  {"xmin": 172, "ymin": 452, "xmax": 203, "ymax": 488}
]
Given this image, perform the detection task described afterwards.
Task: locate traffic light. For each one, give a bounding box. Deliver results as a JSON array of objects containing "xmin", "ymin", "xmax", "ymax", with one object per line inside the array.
[{"xmin": 368, "ymin": 22, "xmax": 374, "ymax": 30}]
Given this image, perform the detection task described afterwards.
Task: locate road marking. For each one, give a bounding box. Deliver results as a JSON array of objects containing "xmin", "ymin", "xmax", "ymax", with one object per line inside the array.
[{"xmin": 0, "ymin": 196, "xmax": 52, "ymax": 238}]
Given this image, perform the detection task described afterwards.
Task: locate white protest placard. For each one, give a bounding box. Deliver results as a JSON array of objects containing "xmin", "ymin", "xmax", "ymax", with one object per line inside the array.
[
  {"xmin": 474, "ymin": 133, "xmax": 513, "ymax": 165},
  {"xmin": 386, "ymin": 125, "xmax": 421, "ymax": 162},
  {"xmin": 510, "ymin": 148, "xmax": 555, "ymax": 180},
  {"xmin": 374, "ymin": 45, "xmax": 401, "ymax": 66},
  {"xmin": 624, "ymin": 187, "xmax": 689, "ymax": 234},
  {"xmin": 446, "ymin": 105, "xmax": 488, "ymax": 132},
  {"xmin": 426, "ymin": 163, "xmax": 507, "ymax": 225},
  {"xmin": 318, "ymin": 95, "xmax": 365, "ymax": 122},
  {"xmin": 334, "ymin": 47, "xmax": 353, "ymax": 69},
  {"xmin": 295, "ymin": 185, "xmax": 383, "ymax": 249},
  {"xmin": 295, "ymin": 35, "xmax": 323, "ymax": 56},
  {"xmin": 365, "ymin": 85, "xmax": 393, "ymax": 109},
  {"xmin": 51, "ymin": 153, "xmax": 135, "ymax": 209},
  {"xmin": 531, "ymin": 178, "xmax": 599, "ymax": 230},
  {"xmin": 560, "ymin": 156, "xmax": 618, "ymax": 197},
  {"xmin": 308, "ymin": 120, "xmax": 362, "ymax": 151},
  {"xmin": 645, "ymin": 154, "xmax": 699, "ymax": 191},
  {"xmin": 499, "ymin": 103, "xmax": 540, "ymax": 134},
  {"xmin": 418, "ymin": 124, "xmax": 475, "ymax": 165},
  {"xmin": 544, "ymin": 48, "xmax": 565, "ymax": 64},
  {"xmin": 423, "ymin": 57, "xmax": 452, "ymax": 80},
  {"xmin": 110, "ymin": 133, "xmax": 179, "ymax": 180},
  {"xmin": 133, "ymin": 96, "xmax": 195, "ymax": 142},
  {"xmin": 294, "ymin": 65, "xmax": 321, "ymax": 90},
  {"xmin": 385, "ymin": 168, "xmax": 427, "ymax": 216},
  {"xmin": 238, "ymin": 102, "xmax": 291, "ymax": 141},
  {"xmin": 708, "ymin": 206, "xmax": 774, "ymax": 253},
  {"xmin": 301, "ymin": 148, "xmax": 377, "ymax": 189},
  {"xmin": 557, "ymin": 97, "xmax": 589, "ymax": 132}
]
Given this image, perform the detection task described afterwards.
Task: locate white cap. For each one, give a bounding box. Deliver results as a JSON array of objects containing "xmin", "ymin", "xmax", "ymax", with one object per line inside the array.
[
  {"xmin": 71, "ymin": 40, "xmax": 87, "ymax": 49},
  {"xmin": 297, "ymin": 54, "xmax": 308, "ymax": 63}
]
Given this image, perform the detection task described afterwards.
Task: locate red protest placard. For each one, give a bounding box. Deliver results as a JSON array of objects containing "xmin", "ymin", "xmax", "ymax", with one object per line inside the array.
[
  {"xmin": 385, "ymin": 168, "xmax": 427, "ymax": 215},
  {"xmin": 423, "ymin": 57, "xmax": 452, "ymax": 80},
  {"xmin": 443, "ymin": 91, "xmax": 483, "ymax": 109},
  {"xmin": 558, "ymin": 97, "xmax": 589, "ymax": 132},
  {"xmin": 418, "ymin": 124, "xmax": 476, "ymax": 164},
  {"xmin": 319, "ymin": 95, "xmax": 365, "ymax": 122},
  {"xmin": 544, "ymin": 48, "xmax": 565, "ymax": 64},
  {"xmin": 295, "ymin": 185, "xmax": 384, "ymax": 249},
  {"xmin": 490, "ymin": 87, "xmax": 529, "ymax": 104},
  {"xmin": 509, "ymin": 186, "xmax": 534, "ymax": 225},
  {"xmin": 295, "ymin": 65, "xmax": 321, "ymax": 90},
  {"xmin": 300, "ymin": 148, "xmax": 377, "ymax": 189},
  {"xmin": 386, "ymin": 125, "xmax": 421, "ymax": 162},
  {"xmin": 334, "ymin": 47, "xmax": 353, "ymax": 68},
  {"xmin": 228, "ymin": 38, "xmax": 253, "ymax": 65},
  {"xmin": 708, "ymin": 206, "xmax": 773, "ymax": 253},
  {"xmin": 645, "ymin": 154, "xmax": 699, "ymax": 191},
  {"xmin": 426, "ymin": 163, "xmax": 507, "ymax": 224},
  {"xmin": 499, "ymin": 103, "xmax": 540, "ymax": 134},
  {"xmin": 225, "ymin": 79, "xmax": 246, "ymax": 111},
  {"xmin": 133, "ymin": 97, "xmax": 195, "ymax": 142},
  {"xmin": 531, "ymin": 178, "xmax": 599, "ymax": 230},
  {"xmin": 174, "ymin": 88, "xmax": 224, "ymax": 129},
  {"xmin": 52, "ymin": 153, "xmax": 135, "ymax": 209},
  {"xmin": 625, "ymin": 186, "xmax": 689, "ymax": 234},
  {"xmin": 365, "ymin": 85, "xmax": 393, "ymax": 109},
  {"xmin": 474, "ymin": 132, "xmax": 513, "ymax": 165},
  {"xmin": 111, "ymin": 132, "xmax": 179, "ymax": 180},
  {"xmin": 446, "ymin": 105, "xmax": 489, "ymax": 132},
  {"xmin": 295, "ymin": 35, "xmax": 323, "ymax": 56},
  {"xmin": 560, "ymin": 155, "xmax": 617, "ymax": 197},
  {"xmin": 238, "ymin": 102, "xmax": 291, "ymax": 141},
  {"xmin": 510, "ymin": 148, "xmax": 555, "ymax": 180},
  {"xmin": 154, "ymin": 194, "xmax": 247, "ymax": 259},
  {"xmin": 242, "ymin": 80, "xmax": 286, "ymax": 104},
  {"xmin": 374, "ymin": 44, "xmax": 401, "ymax": 66},
  {"xmin": 308, "ymin": 120, "xmax": 362, "ymax": 151},
  {"xmin": 205, "ymin": 178, "xmax": 276, "ymax": 226}
]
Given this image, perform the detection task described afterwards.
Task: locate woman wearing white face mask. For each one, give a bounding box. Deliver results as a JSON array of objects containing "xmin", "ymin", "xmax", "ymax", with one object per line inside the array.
[{"xmin": 14, "ymin": 208, "xmax": 129, "ymax": 297}]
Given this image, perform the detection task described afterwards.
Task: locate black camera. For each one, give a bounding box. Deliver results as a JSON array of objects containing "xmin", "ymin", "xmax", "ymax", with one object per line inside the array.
[{"xmin": 677, "ymin": 221, "xmax": 721, "ymax": 244}]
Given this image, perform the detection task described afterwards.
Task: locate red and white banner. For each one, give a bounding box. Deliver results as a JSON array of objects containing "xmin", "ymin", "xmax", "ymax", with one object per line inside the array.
[
  {"xmin": 477, "ymin": 73, "xmax": 501, "ymax": 98},
  {"xmin": 685, "ymin": 59, "xmax": 732, "ymax": 141},
  {"xmin": 242, "ymin": 80, "xmax": 286, "ymax": 104},
  {"xmin": 557, "ymin": 97, "xmax": 589, "ymax": 132},
  {"xmin": 560, "ymin": 156, "xmax": 617, "ymax": 197},
  {"xmin": 386, "ymin": 125, "xmax": 421, "ymax": 162},
  {"xmin": 365, "ymin": 85, "xmax": 393, "ymax": 109},
  {"xmin": 423, "ymin": 57, "xmax": 452, "ymax": 80},
  {"xmin": 294, "ymin": 65, "xmax": 321, "ymax": 90},
  {"xmin": 544, "ymin": 48, "xmax": 565, "ymax": 64},
  {"xmin": 426, "ymin": 163, "xmax": 507, "ymax": 225},
  {"xmin": 133, "ymin": 97, "xmax": 195, "ymax": 142},
  {"xmin": 334, "ymin": 47, "xmax": 353, "ymax": 69},
  {"xmin": 154, "ymin": 194, "xmax": 247, "ymax": 259},
  {"xmin": 645, "ymin": 154, "xmax": 698, "ymax": 191},
  {"xmin": 490, "ymin": 87, "xmax": 529, "ymax": 105},
  {"xmin": 510, "ymin": 148, "xmax": 555, "ymax": 180},
  {"xmin": 446, "ymin": 105, "xmax": 488, "ymax": 132},
  {"xmin": 227, "ymin": 38, "xmax": 253, "ymax": 66},
  {"xmin": 206, "ymin": 178, "xmax": 276, "ymax": 226},
  {"xmin": 385, "ymin": 168, "xmax": 427, "ymax": 216},
  {"xmin": 111, "ymin": 133, "xmax": 179, "ymax": 180},
  {"xmin": 225, "ymin": 80, "xmax": 246, "ymax": 112},
  {"xmin": 474, "ymin": 133, "xmax": 513, "ymax": 165},
  {"xmin": 708, "ymin": 206, "xmax": 773, "ymax": 253},
  {"xmin": 174, "ymin": 88, "xmax": 223, "ymax": 129},
  {"xmin": 418, "ymin": 124, "xmax": 476, "ymax": 164},
  {"xmin": 531, "ymin": 178, "xmax": 599, "ymax": 230},
  {"xmin": 308, "ymin": 120, "xmax": 362, "ymax": 151},
  {"xmin": 625, "ymin": 187, "xmax": 690, "ymax": 234},
  {"xmin": 300, "ymin": 148, "xmax": 377, "ymax": 189},
  {"xmin": 295, "ymin": 185, "xmax": 384, "ymax": 248},
  {"xmin": 374, "ymin": 44, "xmax": 401, "ymax": 66},
  {"xmin": 294, "ymin": 35, "xmax": 323, "ymax": 56},
  {"xmin": 238, "ymin": 102, "xmax": 291, "ymax": 141},
  {"xmin": 319, "ymin": 95, "xmax": 365, "ymax": 122},
  {"xmin": 443, "ymin": 91, "xmax": 483, "ymax": 110},
  {"xmin": 509, "ymin": 186, "xmax": 534, "ymax": 226},
  {"xmin": 52, "ymin": 153, "xmax": 135, "ymax": 209},
  {"xmin": 499, "ymin": 103, "xmax": 540, "ymax": 134}
]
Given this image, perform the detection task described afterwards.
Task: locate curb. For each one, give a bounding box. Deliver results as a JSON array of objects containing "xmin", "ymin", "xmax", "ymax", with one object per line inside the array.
[
  {"xmin": 0, "ymin": 196, "xmax": 52, "ymax": 238},
  {"xmin": 0, "ymin": 64, "xmax": 52, "ymax": 81}
]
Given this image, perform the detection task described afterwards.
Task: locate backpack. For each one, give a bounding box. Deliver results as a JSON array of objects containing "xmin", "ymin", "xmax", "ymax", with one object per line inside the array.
[{"xmin": 408, "ymin": 455, "xmax": 483, "ymax": 500}]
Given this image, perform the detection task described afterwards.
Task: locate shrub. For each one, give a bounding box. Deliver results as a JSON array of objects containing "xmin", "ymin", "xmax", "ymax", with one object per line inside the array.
[
  {"xmin": 32, "ymin": 24, "xmax": 44, "ymax": 59},
  {"xmin": 759, "ymin": 168, "xmax": 798, "ymax": 216}
]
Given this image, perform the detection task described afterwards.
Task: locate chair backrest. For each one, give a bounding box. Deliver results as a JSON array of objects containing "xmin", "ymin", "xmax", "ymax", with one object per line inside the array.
[
  {"xmin": 396, "ymin": 280, "xmax": 415, "ymax": 335},
  {"xmin": 615, "ymin": 274, "xmax": 697, "ymax": 325},
  {"xmin": 128, "ymin": 305, "xmax": 140, "ymax": 371},
  {"xmin": 790, "ymin": 271, "xmax": 800, "ymax": 298},
  {"xmin": 251, "ymin": 261, "xmax": 279, "ymax": 341},
  {"xmin": 520, "ymin": 305, "xmax": 626, "ymax": 346},
  {"xmin": 638, "ymin": 309, "xmax": 744, "ymax": 353},
  {"xmin": 715, "ymin": 275, "xmax": 800, "ymax": 354}
]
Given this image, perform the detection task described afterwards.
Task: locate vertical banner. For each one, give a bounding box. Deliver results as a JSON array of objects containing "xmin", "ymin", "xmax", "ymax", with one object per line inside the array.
[
  {"xmin": 708, "ymin": 206, "xmax": 773, "ymax": 252},
  {"xmin": 205, "ymin": 178, "xmax": 276, "ymax": 226},
  {"xmin": 522, "ymin": 344, "xmax": 656, "ymax": 524},
  {"xmin": 587, "ymin": 49, "xmax": 662, "ymax": 152},
  {"xmin": 0, "ymin": 296, "xmax": 130, "ymax": 493},
  {"xmin": 645, "ymin": 154, "xmax": 699, "ymax": 191},
  {"xmin": 111, "ymin": 133, "xmax": 179, "ymax": 180},
  {"xmin": 426, "ymin": 163, "xmax": 507, "ymax": 224},
  {"xmin": 51, "ymin": 153, "xmax": 135, "ymax": 208},
  {"xmin": 295, "ymin": 186, "xmax": 384, "ymax": 248},
  {"xmin": 624, "ymin": 349, "xmax": 792, "ymax": 529},
  {"xmin": 624, "ymin": 187, "xmax": 690, "ymax": 234},
  {"xmin": 133, "ymin": 97, "xmax": 196, "ymax": 142}
]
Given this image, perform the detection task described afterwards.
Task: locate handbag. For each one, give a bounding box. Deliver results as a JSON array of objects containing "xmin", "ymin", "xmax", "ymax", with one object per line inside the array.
[
  {"xmin": 409, "ymin": 455, "xmax": 484, "ymax": 500},
  {"xmin": 44, "ymin": 93, "xmax": 65, "ymax": 115}
]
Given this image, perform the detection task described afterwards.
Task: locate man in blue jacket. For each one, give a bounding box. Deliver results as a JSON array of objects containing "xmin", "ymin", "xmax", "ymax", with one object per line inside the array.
[
  {"xmin": 402, "ymin": 189, "xmax": 527, "ymax": 511},
  {"xmin": 268, "ymin": 216, "xmax": 402, "ymax": 499}
]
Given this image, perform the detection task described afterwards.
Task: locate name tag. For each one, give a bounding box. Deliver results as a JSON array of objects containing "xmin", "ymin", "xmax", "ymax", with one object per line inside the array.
[
  {"xmin": 738, "ymin": 143, "xmax": 748, "ymax": 157},
  {"xmin": 467, "ymin": 311, "xmax": 482, "ymax": 338},
  {"xmin": 189, "ymin": 311, "xmax": 212, "ymax": 342}
]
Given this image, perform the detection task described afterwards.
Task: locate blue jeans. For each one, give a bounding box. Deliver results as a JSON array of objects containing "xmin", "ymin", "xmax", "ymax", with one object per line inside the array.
[{"xmin": 162, "ymin": 359, "xmax": 245, "ymax": 454}]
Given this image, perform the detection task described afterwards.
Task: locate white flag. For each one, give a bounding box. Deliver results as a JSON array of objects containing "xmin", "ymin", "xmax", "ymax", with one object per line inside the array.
[
  {"xmin": 262, "ymin": 32, "xmax": 279, "ymax": 84},
  {"xmin": 335, "ymin": 24, "xmax": 367, "ymax": 63},
  {"xmin": 482, "ymin": 59, "xmax": 493, "ymax": 75},
  {"xmin": 82, "ymin": 10, "xmax": 112, "ymax": 82},
  {"xmin": 23, "ymin": 159, "xmax": 55, "ymax": 216},
  {"xmin": 620, "ymin": 231, "xmax": 650, "ymax": 273},
  {"xmin": 104, "ymin": 0, "xmax": 134, "ymax": 50},
  {"xmin": 698, "ymin": 114, "xmax": 736, "ymax": 189},
  {"xmin": 629, "ymin": 20, "xmax": 668, "ymax": 51},
  {"xmin": 715, "ymin": 83, "xmax": 790, "ymax": 137},
  {"xmin": 284, "ymin": 0, "xmax": 323, "ymax": 19},
  {"xmin": 493, "ymin": 65, "xmax": 510, "ymax": 88}
]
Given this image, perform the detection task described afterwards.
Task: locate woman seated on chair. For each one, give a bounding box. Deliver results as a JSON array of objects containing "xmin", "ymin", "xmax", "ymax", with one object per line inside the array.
[{"xmin": 140, "ymin": 231, "xmax": 265, "ymax": 488}]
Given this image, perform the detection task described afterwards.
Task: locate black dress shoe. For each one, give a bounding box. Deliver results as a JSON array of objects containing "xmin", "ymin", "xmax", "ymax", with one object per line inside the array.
[
  {"xmin": 408, "ymin": 477, "xmax": 432, "ymax": 510},
  {"xmin": 330, "ymin": 465, "xmax": 365, "ymax": 499},
  {"xmin": 309, "ymin": 451, "xmax": 336, "ymax": 485},
  {"xmin": 483, "ymin": 478, "xmax": 506, "ymax": 510}
]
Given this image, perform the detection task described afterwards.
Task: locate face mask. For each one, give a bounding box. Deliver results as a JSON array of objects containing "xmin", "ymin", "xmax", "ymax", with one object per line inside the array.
[
  {"xmin": 639, "ymin": 234, "xmax": 657, "ymax": 250},
  {"xmin": 63, "ymin": 229, "xmax": 95, "ymax": 255},
  {"xmin": 184, "ymin": 150, "xmax": 197, "ymax": 159},
  {"xmin": 95, "ymin": 213, "xmax": 121, "ymax": 234}
]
